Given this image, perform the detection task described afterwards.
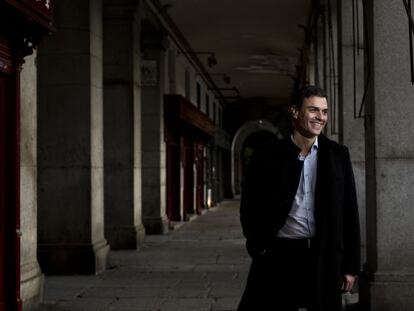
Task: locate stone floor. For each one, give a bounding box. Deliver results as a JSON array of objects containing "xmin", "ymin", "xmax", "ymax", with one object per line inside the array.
[
  {"xmin": 37, "ymin": 200, "xmax": 250, "ymax": 311},
  {"xmin": 36, "ymin": 199, "xmax": 359, "ymax": 311}
]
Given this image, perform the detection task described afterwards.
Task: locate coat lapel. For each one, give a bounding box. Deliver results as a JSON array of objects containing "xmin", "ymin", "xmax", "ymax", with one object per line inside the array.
[
  {"xmin": 282, "ymin": 137, "xmax": 303, "ymax": 201},
  {"xmin": 314, "ymin": 134, "xmax": 331, "ymax": 238}
]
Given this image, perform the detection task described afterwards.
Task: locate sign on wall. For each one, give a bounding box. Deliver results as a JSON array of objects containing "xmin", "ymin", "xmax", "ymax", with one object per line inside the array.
[{"xmin": 141, "ymin": 60, "xmax": 158, "ymax": 86}]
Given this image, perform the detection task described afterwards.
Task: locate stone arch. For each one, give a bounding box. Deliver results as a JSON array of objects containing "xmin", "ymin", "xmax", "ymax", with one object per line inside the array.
[{"xmin": 231, "ymin": 120, "xmax": 283, "ymax": 196}]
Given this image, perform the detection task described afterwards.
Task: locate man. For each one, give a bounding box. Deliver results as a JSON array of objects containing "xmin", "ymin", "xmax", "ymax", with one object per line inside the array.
[{"xmin": 238, "ymin": 85, "xmax": 360, "ymax": 311}]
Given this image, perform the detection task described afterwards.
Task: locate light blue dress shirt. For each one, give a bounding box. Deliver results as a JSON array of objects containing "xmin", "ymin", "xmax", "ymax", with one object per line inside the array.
[{"xmin": 277, "ymin": 137, "xmax": 318, "ymax": 238}]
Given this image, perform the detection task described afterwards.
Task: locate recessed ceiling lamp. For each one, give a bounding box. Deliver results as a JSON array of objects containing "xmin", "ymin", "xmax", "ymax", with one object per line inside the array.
[{"xmin": 235, "ymin": 54, "xmax": 297, "ymax": 75}]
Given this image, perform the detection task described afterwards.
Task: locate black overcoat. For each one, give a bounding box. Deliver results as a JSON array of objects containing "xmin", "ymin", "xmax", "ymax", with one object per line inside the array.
[{"xmin": 239, "ymin": 134, "xmax": 360, "ymax": 311}]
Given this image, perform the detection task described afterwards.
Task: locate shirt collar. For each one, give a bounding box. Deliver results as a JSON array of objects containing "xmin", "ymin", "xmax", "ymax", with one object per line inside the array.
[
  {"xmin": 313, "ymin": 136, "xmax": 319, "ymax": 150},
  {"xmin": 290, "ymin": 135, "xmax": 319, "ymax": 151}
]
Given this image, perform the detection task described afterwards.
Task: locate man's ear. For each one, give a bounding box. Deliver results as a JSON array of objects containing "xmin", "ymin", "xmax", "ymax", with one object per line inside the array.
[{"xmin": 290, "ymin": 105, "xmax": 299, "ymax": 120}]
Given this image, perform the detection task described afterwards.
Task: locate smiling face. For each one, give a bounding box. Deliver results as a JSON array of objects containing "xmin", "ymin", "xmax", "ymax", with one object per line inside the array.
[{"xmin": 292, "ymin": 96, "xmax": 328, "ymax": 139}]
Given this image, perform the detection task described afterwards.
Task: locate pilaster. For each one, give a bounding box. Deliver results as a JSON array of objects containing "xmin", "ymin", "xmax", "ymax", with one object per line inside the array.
[
  {"xmin": 141, "ymin": 29, "xmax": 168, "ymax": 234},
  {"xmin": 337, "ymin": 0, "xmax": 366, "ymax": 264},
  {"xmin": 20, "ymin": 52, "xmax": 44, "ymax": 310},
  {"xmin": 37, "ymin": 0, "xmax": 109, "ymax": 274},
  {"xmin": 103, "ymin": 0, "xmax": 145, "ymax": 249},
  {"xmin": 361, "ymin": 0, "xmax": 414, "ymax": 309}
]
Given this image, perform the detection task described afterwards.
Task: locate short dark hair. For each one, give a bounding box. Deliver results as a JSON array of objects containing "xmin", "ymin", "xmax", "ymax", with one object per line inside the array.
[{"xmin": 292, "ymin": 85, "xmax": 327, "ymax": 109}]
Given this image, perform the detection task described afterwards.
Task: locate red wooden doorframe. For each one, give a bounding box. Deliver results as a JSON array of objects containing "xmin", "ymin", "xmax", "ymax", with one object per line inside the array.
[
  {"xmin": 0, "ymin": 73, "xmax": 6, "ymax": 311},
  {"xmin": 194, "ymin": 141, "xmax": 204, "ymax": 214},
  {"xmin": 0, "ymin": 57, "xmax": 21, "ymax": 311},
  {"xmin": 166, "ymin": 141, "xmax": 181, "ymax": 221},
  {"xmin": 181, "ymin": 135, "xmax": 194, "ymax": 219},
  {"xmin": 0, "ymin": 27, "xmax": 23, "ymax": 311},
  {"xmin": 0, "ymin": 2, "xmax": 53, "ymax": 310}
]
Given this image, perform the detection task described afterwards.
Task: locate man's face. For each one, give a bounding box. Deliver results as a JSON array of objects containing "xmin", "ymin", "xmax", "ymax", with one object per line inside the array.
[{"xmin": 292, "ymin": 96, "xmax": 328, "ymax": 138}]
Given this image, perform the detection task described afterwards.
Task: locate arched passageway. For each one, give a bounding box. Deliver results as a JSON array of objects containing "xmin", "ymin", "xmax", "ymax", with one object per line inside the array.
[{"xmin": 231, "ymin": 120, "xmax": 282, "ymax": 196}]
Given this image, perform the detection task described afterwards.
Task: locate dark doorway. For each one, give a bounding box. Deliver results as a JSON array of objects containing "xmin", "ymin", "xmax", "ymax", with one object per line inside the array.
[
  {"xmin": 166, "ymin": 142, "xmax": 181, "ymax": 221},
  {"xmin": 182, "ymin": 137, "xmax": 194, "ymax": 219},
  {"xmin": 194, "ymin": 141, "xmax": 204, "ymax": 214}
]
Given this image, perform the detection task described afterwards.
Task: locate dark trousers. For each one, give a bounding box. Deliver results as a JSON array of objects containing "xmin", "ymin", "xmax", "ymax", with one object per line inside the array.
[{"xmin": 238, "ymin": 238, "xmax": 318, "ymax": 311}]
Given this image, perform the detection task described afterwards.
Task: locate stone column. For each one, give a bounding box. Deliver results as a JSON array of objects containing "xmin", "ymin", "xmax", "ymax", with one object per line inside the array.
[
  {"xmin": 103, "ymin": 0, "xmax": 145, "ymax": 249},
  {"xmin": 315, "ymin": 0, "xmax": 328, "ymax": 90},
  {"xmin": 360, "ymin": 0, "xmax": 414, "ymax": 309},
  {"xmin": 337, "ymin": 0, "xmax": 366, "ymax": 264},
  {"xmin": 141, "ymin": 34, "xmax": 168, "ymax": 234},
  {"xmin": 20, "ymin": 52, "xmax": 44, "ymax": 309},
  {"xmin": 37, "ymin": 0, "xmax": 109, "ymax": 274},
  {"xmin": 316, "ymin": 1, "xmax": 327, "ymax": 91},
  {"xmin": 322, "ymin": 0, "xmax": 340, "ymax": 141}
]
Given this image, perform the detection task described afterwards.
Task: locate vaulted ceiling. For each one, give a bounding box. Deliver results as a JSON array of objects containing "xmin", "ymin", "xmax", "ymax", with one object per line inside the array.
[{"xmin": 159, "ymin": 0, "xmax": 313, "ymax": 105}]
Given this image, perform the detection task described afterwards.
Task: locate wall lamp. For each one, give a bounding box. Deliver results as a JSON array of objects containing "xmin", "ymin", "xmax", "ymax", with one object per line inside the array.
[
  {"xmin": 208, "ymin": 86, "xmax": 239, "ymax": 95},
  {"xmin": 178, "ymin": 51, "xmax": 218, "ymax": 67}
]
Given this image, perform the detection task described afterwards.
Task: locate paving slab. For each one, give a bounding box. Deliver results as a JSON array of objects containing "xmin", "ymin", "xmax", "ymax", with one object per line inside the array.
[{"xmin": 37, "ymin": 200, "xmax": 250, "ymax": 311}]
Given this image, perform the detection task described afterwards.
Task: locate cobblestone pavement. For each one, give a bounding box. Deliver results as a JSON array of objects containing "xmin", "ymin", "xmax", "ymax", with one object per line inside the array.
[{"xmin": 37, "ymin": 200, "xmax": 250, "ymax": 311}]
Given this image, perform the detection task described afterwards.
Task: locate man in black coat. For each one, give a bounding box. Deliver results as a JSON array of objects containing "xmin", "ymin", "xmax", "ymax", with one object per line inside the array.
[{"xmin": 238, "ymin": 85, "xmax": 360, "ymax": 311}]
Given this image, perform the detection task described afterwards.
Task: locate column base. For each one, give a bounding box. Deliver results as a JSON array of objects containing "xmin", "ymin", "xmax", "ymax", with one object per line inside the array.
[
  {"xmin": 105, "ymin": 224, "xmax": 146, "ymax": 250},
  {"xmin": 20, "ymin": 262, "xmax": 44, "ymax": 311},
  {"xmin": 136, "ymin": 224, "xmax": 146, "ymax": 247},
  {"xmin": 360, "ymin": 271, "xmax": 414, "ymax": 311},
  {"xmin": 38, "ymin": 239, "xmax": 110, "ymax": 275},
  {"xmin": 143, "ymin": 216, "xmax": 169, "ymax": 234}
]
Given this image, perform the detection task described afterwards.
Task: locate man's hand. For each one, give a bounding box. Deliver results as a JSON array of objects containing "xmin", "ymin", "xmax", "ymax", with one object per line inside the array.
[{"xmin": 342, "ymin": 274, "xmax": 357, "ymax": 292}]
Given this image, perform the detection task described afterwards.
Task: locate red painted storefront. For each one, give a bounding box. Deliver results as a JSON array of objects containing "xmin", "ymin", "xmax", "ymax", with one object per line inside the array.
[{"xmin": 164, "ymin": 95, "xmax": 215, "ymax": 223}]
